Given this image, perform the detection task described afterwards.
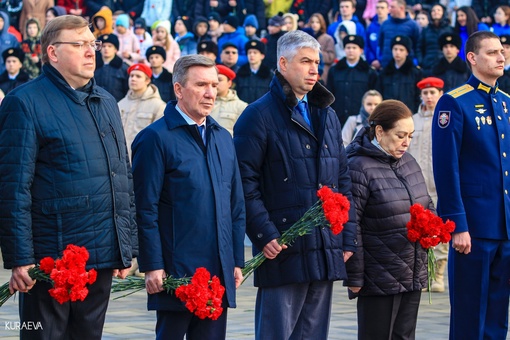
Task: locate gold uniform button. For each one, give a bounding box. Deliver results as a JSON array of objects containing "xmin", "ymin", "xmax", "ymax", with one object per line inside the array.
[
  {"xmin": 505, "ymin": 171, "xmax": 508, "ymax": 176},
  {"xmin": 305, "ymin": 144, "xmax": 311, "ymax": 149},
  {"xmin": 494, "ymin": 98, "xmax": 498, "ymax": 102},
  {"xmin": 498, "ymin": 116, "xmax": 502, "ymax": 120},
  {"xmin": 504, "ymin": 152, "xmax": 507, "ymax": 157}
]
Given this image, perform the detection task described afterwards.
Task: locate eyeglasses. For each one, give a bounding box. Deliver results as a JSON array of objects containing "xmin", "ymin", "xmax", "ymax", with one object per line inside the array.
[
  {"xmin": 223, "ymin": 51, "xmax": 237, "ymax": 55},
  {"xmin": 52, "ymin": 40, "xmax": 103, "ymax": 52}
]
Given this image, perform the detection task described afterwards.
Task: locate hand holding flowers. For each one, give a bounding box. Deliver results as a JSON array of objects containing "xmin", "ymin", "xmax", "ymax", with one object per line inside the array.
[
  {"xmin": 111, "ymin": 267, "xmax": 225, "ymax": 320},
  {"xmin": 406, "ymin": 203, "xmax": 455, "ymax": 303},
  {"xmin": 241, "ymin": 185, "xmax": 350, "ymax": 282},
  {"xmin": 0, "ymin": 244, "xmax": 97, "ymax": 307}
]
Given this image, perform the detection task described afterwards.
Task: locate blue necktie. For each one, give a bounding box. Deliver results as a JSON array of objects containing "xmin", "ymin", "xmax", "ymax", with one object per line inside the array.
[
  {"xmin": 296, "ymin": 101, "xmax": 311, "ymax": 128},
  {"xmin": 197, "ymin": 125, "xmax": 206, "ymax": 145}
]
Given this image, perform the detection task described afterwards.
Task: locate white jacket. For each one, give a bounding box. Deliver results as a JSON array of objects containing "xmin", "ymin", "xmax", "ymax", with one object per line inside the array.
[{"xmin": 118, "ymin": 84, "xmax": 166, "ymax": 158}]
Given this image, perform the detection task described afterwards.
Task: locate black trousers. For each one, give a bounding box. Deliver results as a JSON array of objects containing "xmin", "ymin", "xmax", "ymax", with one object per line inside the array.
[
  {"xmin": 19, "ymin": 268, "xmax": 113, "ymax": 340},
  {"xmin": 156, "ymin": 308, "xmax": 228, "ymax": 340},
  {"xmin": 357, "ymin": 290, "xmax": 421, "ymax": 340}
]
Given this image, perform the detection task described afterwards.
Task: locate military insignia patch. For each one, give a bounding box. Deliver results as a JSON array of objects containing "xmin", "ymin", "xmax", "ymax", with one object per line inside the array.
[{"xmin": 438, "ymin": 111, "xmax": 450, "ymax": 128}]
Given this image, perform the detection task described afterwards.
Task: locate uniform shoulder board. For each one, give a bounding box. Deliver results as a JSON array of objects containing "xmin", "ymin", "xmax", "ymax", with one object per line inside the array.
[
  {"xmin": 447, "ymin": 84, "xmax": 474, "ymax": 98},
  {"xmin": 498, "ymin": 89, "xmax": 510, "ymax": 98}
]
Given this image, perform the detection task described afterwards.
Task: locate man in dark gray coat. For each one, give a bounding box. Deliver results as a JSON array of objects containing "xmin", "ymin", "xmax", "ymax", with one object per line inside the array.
[{"xmin": 0, "ymin": 15, "xmax": 137, "ymax": 339}]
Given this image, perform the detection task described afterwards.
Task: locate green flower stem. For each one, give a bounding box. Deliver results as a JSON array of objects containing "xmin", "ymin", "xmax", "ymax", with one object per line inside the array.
[
  {"xmin": 111, "ymin": 275, "xmax": 190, "ymax": 300},
  {"xmin": 242, "ymin": 201, "xmax": 329, "ymax": 283},
  {"xmin": 0, "ymin": 266, "xmax": 52, "ymax": 308},
  {"xmin": 427, "ymin": 248, "xmax": 437, "ymax": 304}
]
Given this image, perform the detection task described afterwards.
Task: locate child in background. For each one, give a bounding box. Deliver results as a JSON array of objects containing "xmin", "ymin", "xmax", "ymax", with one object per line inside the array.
[
  {"xmin": 152, "ymin": 20, "xmax": 180, "ymax": 72},
  {"xmin": 0, "ymin": 47, "xmax": 29, "ymax": 95},
  {"xmin": 341, "ymin": 90, "xmax": 382, "ymax": 146},
  {"xmin": 207, "ymin": 12, "xmax": 223, "ymax": 43},
  {"xmin": 91, "ymin": 6, "xmax": 113, "ymax": 38},
  {"xmin": 174, "ymin": 16, "xmax": 197, "ymax": 56},
  {"xmin": 431, "ymin": 32, "xmax": 470, "ymax": 92},
  {"xmin": 21, "ymin": 18, "xmax": 42, "ymax": 79},
  {"xmin": 134, "ymin": 17, "xmax": 153, "ymax": 63},
  {"xmin": 193, "ymin": 16, "xmax": 211, "ymax": 43},
  {"xmin": 114, "ymin": 13, "xmax": 141, "ymax": 66},
  {"xmin": 243, "ymin": 14, "xmax": 259, "ymax": 40}
]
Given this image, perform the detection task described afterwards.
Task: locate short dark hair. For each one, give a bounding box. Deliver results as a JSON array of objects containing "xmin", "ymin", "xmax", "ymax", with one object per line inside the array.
[
  {"xmin": 41, "ymin": 15, "xmax": 90, "ymax": 64},
  {"xmin": 465, "ymin": 31, "xmax": 500, "ymax": 69},
  {"xmin": 369, "ymin": 100, "xmax": 412, "ymax": 140}
]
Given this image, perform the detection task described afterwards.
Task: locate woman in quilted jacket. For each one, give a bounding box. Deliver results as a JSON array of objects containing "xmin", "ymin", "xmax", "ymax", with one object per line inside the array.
[{"xmin": 345, "ymin": 99, "xmax": 434, "ymax": 339}]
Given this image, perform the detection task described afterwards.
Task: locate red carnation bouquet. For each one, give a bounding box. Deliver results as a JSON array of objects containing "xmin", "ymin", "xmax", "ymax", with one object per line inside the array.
[
  {"xmin": 111, "ymin": 267, "xmax": 225, "ymax": 320},
  {"xmin": 175, "ymin": 268, "xmax": 224, "ymax": 320},
  {"xmin": 406, "ymin": 203, "xmax": 455, "ymax": 303},
  {"xmin": 0, "ymin": 244, "xmax": 97, "ymax": 307},
  {"xmin": 241, "ymin": 185, "xmax": 350, "ymax": 282}
]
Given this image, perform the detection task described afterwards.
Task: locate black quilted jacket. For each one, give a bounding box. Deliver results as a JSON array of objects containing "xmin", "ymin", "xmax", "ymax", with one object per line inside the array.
[{"xmin": 345, "ymin": 128, "xmax": 432, "ymax": 296}]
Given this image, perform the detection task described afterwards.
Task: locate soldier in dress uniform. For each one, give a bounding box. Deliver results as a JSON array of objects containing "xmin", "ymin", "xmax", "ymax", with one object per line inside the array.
[{"xmin": 432, "ymin": 31, "xmax": 510, "ymax": 340}]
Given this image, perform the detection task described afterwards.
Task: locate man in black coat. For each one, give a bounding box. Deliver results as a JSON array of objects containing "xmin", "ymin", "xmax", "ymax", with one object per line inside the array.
[
  {"xmin": 327, "ymin": 35, "xmax": 378, "ymax": 126},
  {"xmin": 146, "ymin": 45, "xmax": 175, "ymax": 103},
  {"xmin": 0, "ymin": 47, "xmax": 29, "ymax": 95},
  {"xmin": 94, "ymin": 33, "xmax": 129, "ymax": 102},
  {"xmin": 236, "ymin": 39, "xmax": 273, "ymax": 104}
]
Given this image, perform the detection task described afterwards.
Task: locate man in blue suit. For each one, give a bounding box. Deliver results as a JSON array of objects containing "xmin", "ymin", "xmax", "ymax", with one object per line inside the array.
[
  {"xmin": 432, "ymin": 31, "xmax": 510, "ymax": 339},
  {"xmin": 131, "ymin": 55, "xmax": 246, "ymax": 339}
]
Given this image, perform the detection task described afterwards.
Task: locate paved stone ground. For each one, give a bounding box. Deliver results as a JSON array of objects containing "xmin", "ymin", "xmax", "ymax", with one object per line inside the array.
[{"xmin": 0, "ymin": 248, "xmax": 506, "ymax": 339}]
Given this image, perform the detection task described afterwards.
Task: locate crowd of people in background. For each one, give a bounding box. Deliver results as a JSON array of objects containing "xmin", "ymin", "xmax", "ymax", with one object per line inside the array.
[
  {"xmin": 1, "ymin": 1, "xmax": 510, "ymax": 339},
  {"xmin": 1, "ymin": 0, "xmax": 510, "ymax": 116}
]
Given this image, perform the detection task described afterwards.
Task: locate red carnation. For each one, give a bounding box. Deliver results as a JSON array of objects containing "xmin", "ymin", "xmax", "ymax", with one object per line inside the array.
[
  {"xmin": 406, "ymin": 203, "xmax": 456, "ymax": 303},
  {"xmin": 39, "ymin": 257, "xmax": 55, "ymax": 274},
  {"xmin": 175, "ymin": 267, "xmax": 225, "ymax": 320}
]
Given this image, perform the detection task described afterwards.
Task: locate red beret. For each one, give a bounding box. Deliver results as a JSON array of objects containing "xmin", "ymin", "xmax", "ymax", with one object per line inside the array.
[
  {"xmin": 216, "ymin": 64, "xmax": 236, "ymax": 81},
  {"xmin": 417, "ymin": 77, "xmax": 444, "ymax": 90},
  {"xmin": 128, "ymin": 63, "xmax": 152, "ymax": 79}
]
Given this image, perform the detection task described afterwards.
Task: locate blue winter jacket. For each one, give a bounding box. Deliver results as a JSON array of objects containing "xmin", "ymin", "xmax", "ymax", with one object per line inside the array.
[
  {"xmin": 378, "ymin": 14, "xmax": 420, "ymax": 67},
  {"xmin": 0, "ymin": 64, "xmax": 137, "ymax": 270},
  {"xmin": 217, "ymin": 28, "xmax": 250, "ymax": 66},
  {"xmin": 132, "ymin": 103, "xmax": 246, "ymax": 310},
  {"xmin": 365, "ymin": 15, "xmax": 382, "ymax": 64},
  {"xmin": 234, "ymin": 72, "xmax": 358, "ymax": 288}
]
